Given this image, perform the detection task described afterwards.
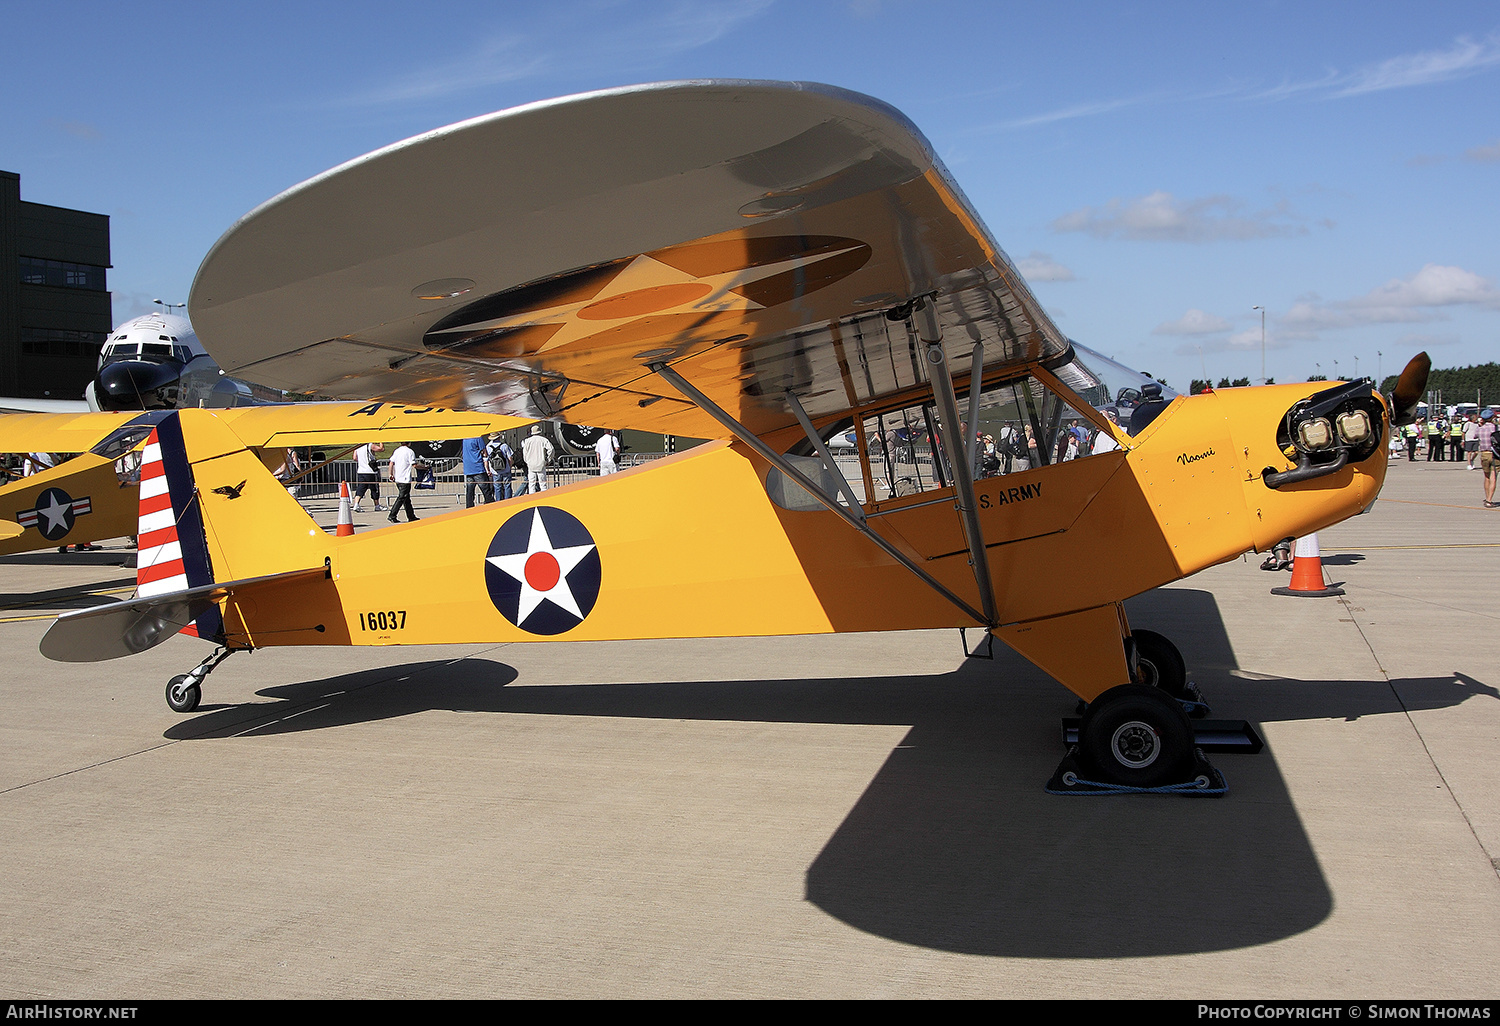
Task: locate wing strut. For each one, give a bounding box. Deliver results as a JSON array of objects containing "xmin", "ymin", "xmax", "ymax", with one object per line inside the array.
[
  {"xmin": 649, "ymin": 361, "xmax": 989, "ymax": 626},
  {"xmin": 783, "ymin": 390, "xmax": 866, "ymax": 517},
  {"xmin": 911, "ymin": 302, "xmax": 999, "ymax": 626}
]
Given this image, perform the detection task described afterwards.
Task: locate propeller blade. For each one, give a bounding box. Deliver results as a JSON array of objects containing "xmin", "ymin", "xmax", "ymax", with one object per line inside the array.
[{"xmin": 1389, "ymin": 352, "xmax": 1430, "ymax": 427}]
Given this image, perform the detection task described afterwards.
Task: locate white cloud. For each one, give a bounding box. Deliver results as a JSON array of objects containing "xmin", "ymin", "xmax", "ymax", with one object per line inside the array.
[
  {"xmin": 1178, "ymin": 327, "xmax": 1280, "ymax": 356},
  {"xmin": 1015, "ymin": 251, "xmax": 1075, "ymax": 282},
  {"xmin": 1052, "ymin": 191, "xmax": 1305, "ymax": 243},
  {"xmin": 1354, "ymin": 264, "xmax": 1500, "ymax": 309},
  {"xmin": 1250, "ymin": 34, "xmax": 1500, "ymax": 102},
  {"xmin": 1463, "ymin": 139, "xmax": 1500, "ymax": 162},
  {"xmin": 992, "ymin": 95, "xmax": 1158, "ymax": 131},
  {"xmin": 1278, "ymin": 264, "xmax": 1500, "ymax": 339},
  {"xmin": 1154, "ymin": 309, "xmax": 1231, "ymax": 335},
  {"xmin": 53, "ymin": 120, "xmax": 101, "ymax": 141},
  {"xmin": 344, "ymin": 1, "xmax": 772, "ymax": 106},
  {"xmin": 1334, "ymin": 35, "xmax": 1500, "ymax": 97}
]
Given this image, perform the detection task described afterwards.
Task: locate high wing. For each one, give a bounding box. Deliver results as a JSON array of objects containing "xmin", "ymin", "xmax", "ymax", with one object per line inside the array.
[{"xmin": 189, "ymin": 80, "xmax": 1068, "ymax": 440}]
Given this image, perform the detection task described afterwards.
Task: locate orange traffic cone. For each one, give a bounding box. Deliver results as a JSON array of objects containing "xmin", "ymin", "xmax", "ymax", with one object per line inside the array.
[
  {"xmin": 1271, "ymin": 533, "xmax": 1343, "ymax": 597},
  {"xmin": 336, "ymin": 481, "xmax": 355, "ymax": 537}
]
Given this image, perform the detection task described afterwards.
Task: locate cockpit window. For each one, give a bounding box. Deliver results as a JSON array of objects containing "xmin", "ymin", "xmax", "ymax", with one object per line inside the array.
[
  {"xmin": 1049, "ymin": 343, "xmax": 1177, "ymax": 438},
  {"xmin": 963, "ymin": 375, "xmax": 1119, "ymax": 477},
  {"xmin": 141, "ymin": 343, "xmax": 173, "ymax": 358}
]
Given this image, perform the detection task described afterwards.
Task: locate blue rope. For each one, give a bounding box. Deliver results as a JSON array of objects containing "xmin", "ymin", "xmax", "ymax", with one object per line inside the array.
[{"xmin": 1046, "ymin": 772, "xmax": 1227, "ymax": 796}]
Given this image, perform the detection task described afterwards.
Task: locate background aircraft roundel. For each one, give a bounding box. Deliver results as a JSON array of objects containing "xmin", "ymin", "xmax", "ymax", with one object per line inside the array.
[
  {"xmin": 422, "ymin": 235, "xmax": 871, "ymax": 359},
  {"xmin": 483, "ymin": 506, "xmax": 602, "ymax": 635}
]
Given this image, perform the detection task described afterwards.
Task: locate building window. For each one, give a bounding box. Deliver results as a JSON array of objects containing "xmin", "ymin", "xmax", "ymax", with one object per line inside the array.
[
  {"xmin": 20, "ymin": 327, "xmax": 105, "ymax": 358},
  {"xmin": 18, "ymin": 256, "xmax": 107, "ymax": 291}
]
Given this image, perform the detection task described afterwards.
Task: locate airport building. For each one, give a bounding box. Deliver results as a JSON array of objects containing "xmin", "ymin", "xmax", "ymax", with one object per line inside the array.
[{"xmin": 0, "ymin": 170, "xmax": 112, "ymax": 399}]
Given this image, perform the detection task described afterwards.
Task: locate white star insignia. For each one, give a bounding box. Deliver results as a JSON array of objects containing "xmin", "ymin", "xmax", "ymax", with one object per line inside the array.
[
  {"xmin": 486, "ymin": 508, "xmax": 597, "ymax": 625},
  {"xmin": 36, "ymin": 493, "xmax": 71, "ymax": 534},
  {"xmin": 428, "ymin": 245, "xmax": 864, "ymax": 355}
]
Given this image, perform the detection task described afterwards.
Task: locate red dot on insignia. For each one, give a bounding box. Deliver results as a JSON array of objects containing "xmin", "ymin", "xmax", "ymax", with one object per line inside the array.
[{"xmin": 524, "ymin": 551, "xmax": 561, "ymax": 591}]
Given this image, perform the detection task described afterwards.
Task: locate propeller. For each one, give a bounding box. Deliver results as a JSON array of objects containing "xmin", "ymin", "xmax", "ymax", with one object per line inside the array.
[{"xmin": 1388, "ymin": 352, "xmax": 1430, "ymax": 427}]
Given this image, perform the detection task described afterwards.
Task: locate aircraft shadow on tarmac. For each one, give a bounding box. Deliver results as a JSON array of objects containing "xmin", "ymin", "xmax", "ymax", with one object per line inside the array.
[{"xmin": 160, "ymin": 588, "xmax": 1496, "ymax": 960}]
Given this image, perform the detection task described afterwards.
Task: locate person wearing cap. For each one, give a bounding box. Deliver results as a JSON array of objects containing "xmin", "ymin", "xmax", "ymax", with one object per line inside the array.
[
  {"xmin": 1426, "ymin": 414, "xmax": 1444, "ymax": 461},
  {"xmin": 1478, "ymin": 410, "xmax": 1498, "ymax": 507},
  {"xmin": 521, "ymin": 423, "xmax": 555, "ymax": 494}
]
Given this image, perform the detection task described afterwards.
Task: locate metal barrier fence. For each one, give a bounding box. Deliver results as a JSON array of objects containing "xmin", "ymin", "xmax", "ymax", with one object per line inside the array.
[{"xmin": 286, "ymin": 452, "xmax": 672, "ymax": 505}]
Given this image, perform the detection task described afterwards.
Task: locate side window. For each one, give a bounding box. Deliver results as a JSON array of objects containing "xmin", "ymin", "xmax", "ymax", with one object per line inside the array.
[{"xmin": 863, "ymin": 402, "xmax": 948, "ymax": 500}]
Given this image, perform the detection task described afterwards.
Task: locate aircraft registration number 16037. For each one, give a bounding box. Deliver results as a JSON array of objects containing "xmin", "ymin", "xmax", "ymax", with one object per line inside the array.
[{"xmin": 359, "ymin": 610, "xmax": 407, "ymax": 631}]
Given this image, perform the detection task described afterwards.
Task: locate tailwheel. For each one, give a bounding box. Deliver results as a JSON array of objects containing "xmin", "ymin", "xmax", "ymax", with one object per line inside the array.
[
  {"xmin": 166, "ymin": 675, "xmax": 201, "ymax": 714},
  {"xmin": 162, "ymin": 646, "xmax": 234, "ymax": 713}
]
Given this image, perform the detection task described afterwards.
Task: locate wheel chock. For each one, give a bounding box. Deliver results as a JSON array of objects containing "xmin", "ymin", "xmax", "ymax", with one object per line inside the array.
[{"xmin": 1061, "ymin": 717, "xmax": 1264, "ymax": 754}]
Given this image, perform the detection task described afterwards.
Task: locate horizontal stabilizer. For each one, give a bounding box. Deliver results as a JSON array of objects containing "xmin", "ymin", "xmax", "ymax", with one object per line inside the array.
[
  {"xmin": 40, "ymin": 564, "xmax": 329, "ymax": 663},
  {"xmin": 0, "ymin": 520, "xmax": 21, "ymax": 541}
]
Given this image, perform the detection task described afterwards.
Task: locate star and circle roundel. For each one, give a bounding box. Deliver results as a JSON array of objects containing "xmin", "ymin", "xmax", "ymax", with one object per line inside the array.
[{"xmin": 484, "ymin": 506, "xmax": 601, "ymax": 635}]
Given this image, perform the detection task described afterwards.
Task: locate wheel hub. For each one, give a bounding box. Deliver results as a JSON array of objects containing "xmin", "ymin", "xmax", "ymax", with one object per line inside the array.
[{"xmin": 1110, "ymin": 720, "xmax": 1160, "ymax": 768}]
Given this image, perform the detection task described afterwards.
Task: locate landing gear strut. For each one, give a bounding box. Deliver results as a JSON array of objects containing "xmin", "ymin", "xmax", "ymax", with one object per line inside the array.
[{"xmin": 165, "ymin": 647, "xmax": 233, "ymax": 713}]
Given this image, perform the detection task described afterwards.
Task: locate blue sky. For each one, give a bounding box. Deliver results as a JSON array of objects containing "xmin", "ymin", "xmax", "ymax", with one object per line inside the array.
[{"xmin": 4, "ymin": 0, "xmax": 1497, "ymax": 391}]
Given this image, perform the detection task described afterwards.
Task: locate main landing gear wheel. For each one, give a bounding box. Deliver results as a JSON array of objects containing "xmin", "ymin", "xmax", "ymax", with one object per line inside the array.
[
  {"xmin": 1132, "ymin": 629, "xmax": 1186, "ymax": 695},
  {"xmin": 1132, "ymin": 629, "xmax": 1208, "ymax": 716},
  {"xmin": 1078, "ymin": 684, "xmax": 1195, "ymax": 789},
  {"xmin": 166, "ymin": 675, "xmax": 201, "ymax": 714}
]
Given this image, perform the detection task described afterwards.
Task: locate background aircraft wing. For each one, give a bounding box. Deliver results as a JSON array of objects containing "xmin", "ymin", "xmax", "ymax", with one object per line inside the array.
[
  {"xmin": 0, "ymin": 405, "xmax": 531, "ymax": 463},
  {"xmin": 0, "ymin": 398, "xmax": 90, "ymax": 415},
  {"xmin": 190, "ymin": 80, "xmax": 1069, "ymax": 440},
  {"xmin": 0, "ymin": 411, "xmax": 151, "ymax": 456}
]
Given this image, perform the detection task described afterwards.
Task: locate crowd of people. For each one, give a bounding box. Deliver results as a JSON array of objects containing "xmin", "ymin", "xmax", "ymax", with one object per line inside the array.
[
  {"xmin": 346, "ymin": 427, "xmax": 624, "ymax": 520},
  {"xmin": 964, "ymin": 410, "xmax": 1122, "ymax": 479},
  {"xmin": 1393, "ymin": 408, "xmax": 1500, "ymax": 507}
]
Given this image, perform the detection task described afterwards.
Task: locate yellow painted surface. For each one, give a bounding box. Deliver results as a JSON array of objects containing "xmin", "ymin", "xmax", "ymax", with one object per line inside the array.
[
  {"xmin": 0, "ymin": 454, "xmax": 138, "ymax": 553},
  {"xmin": 156, "ymin": 374, "xmax": 1389, "ymax": 702}
]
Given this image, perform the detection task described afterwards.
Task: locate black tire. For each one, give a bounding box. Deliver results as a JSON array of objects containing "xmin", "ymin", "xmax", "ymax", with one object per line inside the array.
[
  {"xmin": 166, "ymin": 675, "xmax": 201, "ymax": 714},
  {"xmin": 1132, "ymin": 629, "xmax": 1188, "ymax": 698},
  {"xmin": 1078, "ymin": 684, "xmax": 1194, "ymax": 788}
]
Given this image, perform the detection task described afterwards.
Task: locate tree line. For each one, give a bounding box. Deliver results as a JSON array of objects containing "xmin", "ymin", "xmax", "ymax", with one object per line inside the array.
[{"xmin": 1376, "ymin": 362, "xmax": 1500, "ymax": 405}]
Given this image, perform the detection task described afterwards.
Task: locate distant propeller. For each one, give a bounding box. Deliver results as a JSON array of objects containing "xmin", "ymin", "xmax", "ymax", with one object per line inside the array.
[{"xmin": 1388, "ymin": 352, "xmax": 1430, "ymax": 427}]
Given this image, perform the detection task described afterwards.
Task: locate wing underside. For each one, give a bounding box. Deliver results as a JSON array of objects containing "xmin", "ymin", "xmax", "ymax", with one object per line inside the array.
[{"xmin": 190, "ymin": 80, "xmax": 1068, "ymax": 439}]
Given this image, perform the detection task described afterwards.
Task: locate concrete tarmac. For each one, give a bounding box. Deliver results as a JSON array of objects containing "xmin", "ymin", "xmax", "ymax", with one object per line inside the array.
[{"xmin": 0, "ymin": 462, "xmax": 1496, "ymax": 998}]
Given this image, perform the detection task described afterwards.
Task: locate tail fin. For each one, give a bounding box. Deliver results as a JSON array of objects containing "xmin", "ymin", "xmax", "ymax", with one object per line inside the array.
[{"xmin": 136, "ymin": 412, "xmax": 221, "ymax": 639}]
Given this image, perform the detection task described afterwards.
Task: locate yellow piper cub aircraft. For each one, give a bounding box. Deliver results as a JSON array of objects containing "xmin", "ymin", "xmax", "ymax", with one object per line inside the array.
[
  {"xmin": 0, "ymin": 403, "xmax": 529, "ymax": 556},
  {"xmin": 39, "ymin": 81, "xmax": 1426, "ymax": 793}
]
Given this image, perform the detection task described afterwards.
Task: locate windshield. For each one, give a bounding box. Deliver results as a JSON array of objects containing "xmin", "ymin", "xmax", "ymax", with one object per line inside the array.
[{"xmin": 1050, "ymin": 343, "xmax": 1177, "ymax": 436}]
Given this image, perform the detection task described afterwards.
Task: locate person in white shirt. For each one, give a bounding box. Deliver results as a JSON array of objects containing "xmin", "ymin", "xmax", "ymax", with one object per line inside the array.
[
  {"xmin": 594, "ymin": 431, "xmax": 620, "ymax": 475},
  {"xmin": 352, "ymin": 442, "xmax": 385, "ymax": 512},
  {"xmin": 386, "ymin": 442, "xmax": 419, "ymax": 523},
  {"xmin": 521, "ymin": 425, "xmax": 555, "ymax": 494}
]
